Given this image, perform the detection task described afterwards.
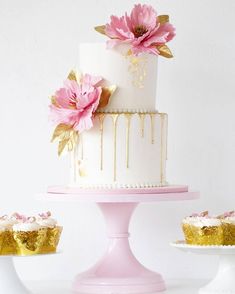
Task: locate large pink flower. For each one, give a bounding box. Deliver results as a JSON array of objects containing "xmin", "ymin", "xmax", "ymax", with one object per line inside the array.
[
  {"xmin": 50, "ymin": 74, "xmax": 102, "ymax": 133},
  {"xmin": 105, "ymin": 4, "xmax": 175, "ymax": 56}
]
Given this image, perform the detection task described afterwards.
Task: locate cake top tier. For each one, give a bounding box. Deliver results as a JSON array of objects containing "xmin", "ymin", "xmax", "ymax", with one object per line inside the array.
[{"xmin": 79, "ymin": 42, "xmax": 158, "ymax": 112}]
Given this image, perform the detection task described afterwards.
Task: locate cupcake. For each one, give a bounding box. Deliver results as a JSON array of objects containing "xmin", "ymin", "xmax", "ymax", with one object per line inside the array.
[
  {"xmin": 0, "ymin": 215, "xmax": 17, "ymax": 255},
  {"xmin": 36, "ymin": 212, "xmax": 62, "ymax": 254},
  {"xmin": 219, "ymin": 211, "xmax": 235, "ymax": 245},
  {"xmin": 182, "ymin": 211, "xmax": 223, "ymax": 245},
  {"xmin": 13, "ymin": 217, "xmax": 47, "ymax": 256}
]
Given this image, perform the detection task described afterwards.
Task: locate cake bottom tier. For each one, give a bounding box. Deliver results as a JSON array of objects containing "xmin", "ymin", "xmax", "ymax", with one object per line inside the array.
[{"xmin": 69, "ymin": 111, "xmax": 168, "ymax": 188}]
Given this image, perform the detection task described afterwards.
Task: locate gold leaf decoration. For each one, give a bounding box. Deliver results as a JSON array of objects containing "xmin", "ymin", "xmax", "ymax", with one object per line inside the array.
[
  {"xmin": 51, "ymin": 124, "xmax": 73, "ymax": 142},
  {"xmin": 51, "ymin": 95, "xmax": 58, "ymax": 106},
  {"xmin": 126, "ymin": 49, "xmax": 132, "ymax": 56},
  {"xmin": 51, "ymin": 124, "xmax": 78, "ymax": 156},
  {"xmin": 158, "ymin": 15, "xmax": 169, "ymax": 25},
  {"xmin": 58, "ymin": 138, "xmax": 70, "ymax": 156},
  {"xmin": 67, "ymin": 70, "xmax": 81, "ymax": 82},
  {"xmin": 94, "ymin": 25, "xmax": 106, "ymax": 35},
  {"xmin": 67, "ymin": 70, "xmax": 77, "ymax": 81},
  {"xmin": 98, "ymin": 85, "xmax": 117, "ymax": 109},
  {"xmin": 157, "ymin": 45, "xmax": 173, "ymax": 58}
]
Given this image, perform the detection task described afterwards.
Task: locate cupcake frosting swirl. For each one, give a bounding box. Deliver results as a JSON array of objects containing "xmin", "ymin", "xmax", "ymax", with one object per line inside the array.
[
  {"xmin": 13, "ymin": 217, "xmax": 43, "ymax": 232},
  {"xmin": 37, "ymin": 211, "xmax": 57, "ymax": 228}
]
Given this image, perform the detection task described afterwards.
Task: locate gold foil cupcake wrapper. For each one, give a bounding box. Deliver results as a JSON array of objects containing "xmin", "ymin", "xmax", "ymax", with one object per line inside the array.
[
  {"xmin": 39, "ymin": 226, "xmax": 63, "ymax": 254},
  {"xmin": 0, "ymin": 231, "xmax": 17, "ymax": 255},
  {"xmin": 182, "ymin": 224, "xmax": 224, "ymax": 246},
  {"xmin": 222, "ymin": 223, "xmax": 235, "ymax": 245},
  {"xmin": 13, "ymin": 229, "xmax": 47, "ymax": 256}
]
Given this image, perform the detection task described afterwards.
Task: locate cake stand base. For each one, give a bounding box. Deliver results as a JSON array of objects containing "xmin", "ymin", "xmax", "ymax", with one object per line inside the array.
[
  {"xmin": 172, "ymin": 241, "xmax": 235, "ymax": 294},
  {"xmin": 199, "ymin": 255, "xmax": 235, "ymax": 294},
  {"xmin": 73, "ymin": 203, "xmax": 165, "ymax": 294},
  {"xmin": 0, "ymin": 256, "xmax": 30, "ymax": 294},
  {"xmin": 42, "ymin": 185, "xmax": 198, "ymax": 294}
]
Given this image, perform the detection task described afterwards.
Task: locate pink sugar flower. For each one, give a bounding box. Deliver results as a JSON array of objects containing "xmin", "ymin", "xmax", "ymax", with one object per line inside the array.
[
  {"xmin": 50, "ymin": 74, "xmax": 103, "ymax": 133},
  {"xmin": 102, "ymin": 4, "xmax": 175, "ymax": 56},
  {"xmin": 39, "ymin": 211, "xmax": 51, "ymax": 219}
]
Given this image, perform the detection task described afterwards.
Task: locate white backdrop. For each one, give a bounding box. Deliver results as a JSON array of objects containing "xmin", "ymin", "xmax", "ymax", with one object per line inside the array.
[{"xmin": 0, "ymin": 0, "xmax": 235, "ymax": 282}]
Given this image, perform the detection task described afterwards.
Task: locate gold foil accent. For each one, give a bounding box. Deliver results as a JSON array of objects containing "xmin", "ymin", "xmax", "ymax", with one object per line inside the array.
[
  {"xmin": 98, "ymin": 85, "xmax": 117, "ymax": 109},
  {"xmin": 150, "ymin": 113, "xmax": 155, "ymax": 144},
  {"xmin": 157, "ymin": 45, "xmax": 173, "ymax": 58},
  {"xmin": 39, "ymin": 226, "xmax": 62, "ymax": 254},
  {"xmin": 67, "ymin": 70, "xmax": 81, "ymax": 82},
  {"xmin": 67, "ymin": 70, "xmax": 77, "ymax": 81},
  {"xmin": 158, "ymin": 15, "xmax": 169, "ymax": 24},
  {"xmin": 111, "ymin": 114, "xmax": 119, "ymax": 181},
  {"xmin": 78, "ymin": 159, "xmax": 87, "ymax": 177},
  {"xmin": 125, "ymin": 114, "xmax": 132, "ymax": 168},
  {"xmin": 13, "ymin": 229, "xmax": 47, "ymax": 256},
  {"xmin": 98, "ymin": 114, "xmax": 105, "ymax": 170},
  {"xmin": 127, "ymin": 55, "xmax": 147, "ymax": 88},
  {"xmin": 94, "ymin": 25, "xmax": 106, "ymax": 35},
  {"xmin": 138, "ymin": 113, "xmax": 145, "ymax": 138}
]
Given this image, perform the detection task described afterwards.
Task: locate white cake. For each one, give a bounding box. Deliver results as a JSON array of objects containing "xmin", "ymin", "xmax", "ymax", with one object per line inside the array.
[{"xmin": 68, "ymin": 43, "xmax": 168, "ymax": 188}]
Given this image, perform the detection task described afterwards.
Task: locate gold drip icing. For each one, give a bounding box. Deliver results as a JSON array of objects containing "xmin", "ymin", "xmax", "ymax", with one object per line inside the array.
[
  {"xmin": 72, "ymin": 135, "xmax": 79, "ymax": 182},
  {"xmin": 98, "ymin": 114, "xmax": 105, "ymax": 171},
  {"xmin": 80, "ymin": 133, "xmax": 84, "ymax": 160},
  {"xmin": 160, "ymin": 114, "xmax": 165, "ymax": 184},
  {"xmin": 166, "ymin": 114, "xmax": 168, "ymax": 160},
  {"xmin": 138, "ymin": 113, "xmax": 145, "ymax": 138},
  {"xmin": 111, "ymin": 114, "xmax": 119, "ymax": 181},
  {"xmin": 125, "ymin": 114, "xmax": 132, "ymax": 168},
  {"xmin": 150, "ymin": 113, "xmax": 156, "ymax": 144}
]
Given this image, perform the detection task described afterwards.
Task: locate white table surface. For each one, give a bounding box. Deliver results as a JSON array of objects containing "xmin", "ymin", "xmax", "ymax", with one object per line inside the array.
[{"xmin": 25, "ymin": 279, "xmax": 207, "ymax": 294}]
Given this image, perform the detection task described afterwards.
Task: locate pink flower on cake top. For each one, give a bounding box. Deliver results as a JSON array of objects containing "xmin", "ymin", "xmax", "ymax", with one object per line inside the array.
[
  {"xmin": 95, "ymin": 3, "xmax": 175, "ymax": 57},
  {"xmin": 50, "ymin": 71, "xmax": 116, "ymax": 155}
]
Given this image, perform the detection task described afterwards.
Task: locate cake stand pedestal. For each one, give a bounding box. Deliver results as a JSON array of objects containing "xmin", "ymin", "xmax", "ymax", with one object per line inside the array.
[
  {"xmin": 172, "ymin": 241, "xmax": 235, "ymax": 294},
  {"xmin": 43, "ymin": 185, "xmax": 199, "ymax": 294},
  {"xmin": 0, "ymin": 256, "xmax": 30, "ymax": 294}
]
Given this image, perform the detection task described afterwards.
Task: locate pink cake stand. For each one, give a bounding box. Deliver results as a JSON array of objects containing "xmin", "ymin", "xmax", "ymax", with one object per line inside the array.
[{"xmin": 43, "ymin": 185, "xmax": 199, "ymax": 294}]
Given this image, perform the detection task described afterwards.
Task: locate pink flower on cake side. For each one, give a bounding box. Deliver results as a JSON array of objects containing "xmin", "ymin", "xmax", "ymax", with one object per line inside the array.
[
  {"xmin": 95, "ymin": 4, "xmax": 175, "ymax": 57},
  {"xmin": 50, "ymin": 74, "xmax": 102, "ymax": 133},
  {"xmin": 50, "ymin": 71, "xmax": 116, "ymax": 155}
]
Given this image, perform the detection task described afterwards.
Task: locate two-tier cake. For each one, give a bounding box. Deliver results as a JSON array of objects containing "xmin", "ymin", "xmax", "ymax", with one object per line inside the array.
[{"xmin": 50, "ymin": 4, "xmax": 175, "ymax": 189}]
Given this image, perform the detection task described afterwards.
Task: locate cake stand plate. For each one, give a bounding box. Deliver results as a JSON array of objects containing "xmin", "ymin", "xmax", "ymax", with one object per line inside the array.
[
  {"xmin": 172, "ymin": 241, "xmax": 235, "ymax": 294},
  {"xmin": 39, "ymin": 186, "xmax": 199, "ymax": 294},
  {"xmin": 0, "ymin": 256, "xmax": 30, "ymax": 294},
  {"xmin": 0, "ymin": 252, "xmax": 59, "ymax": 294}
]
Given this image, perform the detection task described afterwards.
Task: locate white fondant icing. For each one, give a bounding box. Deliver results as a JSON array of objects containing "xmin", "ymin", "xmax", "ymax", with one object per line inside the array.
[
  {"xmin": 79, "ymin": 43, "xmax": 158, "ymax": 111},
  {"xmin": 69, "ymin": 113, "xmax": 167, "ymax": 187}
]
